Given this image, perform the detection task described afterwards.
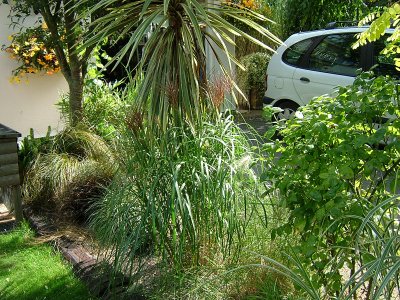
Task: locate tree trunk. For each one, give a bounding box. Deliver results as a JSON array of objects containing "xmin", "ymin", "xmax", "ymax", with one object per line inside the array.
[
  {"xmin": 64, "ymin": 0, "xmax": 84, "ymax": 126},
  {"xmin": 28, "ymin": 1, "xmax": 93, "ymax": 126},
  {"xmin": 68, "ymin": 67, "xmax": 84, "ymax": 126},
  {"xmin": 249, "ymin": 88, "xmax": 261, "ymax": 110}
]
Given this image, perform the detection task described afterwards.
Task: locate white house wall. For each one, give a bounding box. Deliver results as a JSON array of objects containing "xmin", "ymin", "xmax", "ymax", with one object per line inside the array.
[{"xmin": 0, "ymin": 5, "xmax": 67, "ymax": 137}]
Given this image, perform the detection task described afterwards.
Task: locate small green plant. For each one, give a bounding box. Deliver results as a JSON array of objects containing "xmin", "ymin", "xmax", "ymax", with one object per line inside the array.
[
  {"xmin": 261, "ymin": 72, "xmax": 400, "ymax": 296},
  {"xmin": 18, "ymin": 126, "xmax": 53, "ymax": 178}
]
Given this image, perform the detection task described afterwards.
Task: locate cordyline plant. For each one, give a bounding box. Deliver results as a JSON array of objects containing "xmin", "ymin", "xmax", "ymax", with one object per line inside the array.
[
  {"xmin": 77, "ymin": 0, "xmax": 281, "ymax": 128},
  {"xmin": 4, "ymin": 0, "xmax": 99, "ymax": 126}
]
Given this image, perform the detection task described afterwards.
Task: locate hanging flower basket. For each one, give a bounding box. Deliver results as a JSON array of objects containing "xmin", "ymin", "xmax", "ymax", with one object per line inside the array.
[{"xmin": 3, "ymin": 25, "xmax": 60, "ymax": 83}]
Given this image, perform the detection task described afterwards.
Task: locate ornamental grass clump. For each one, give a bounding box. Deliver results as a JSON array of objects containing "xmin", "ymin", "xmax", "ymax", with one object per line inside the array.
[
  {"xmin": 23, "ymin": 127, "xmax": 115, "ymax": 223},
  {"xmin": 90, "ymin": 113, "xmax": 262, "ymax": 276}
]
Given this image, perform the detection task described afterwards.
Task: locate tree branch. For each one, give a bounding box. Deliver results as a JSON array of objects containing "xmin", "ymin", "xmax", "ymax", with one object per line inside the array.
[
  {"xmin": 64, "ymin": 0, "xmax": 80, "ymax": 71},
  {"xmin": 80, "ymin": 44, "xmax": 96, "ymax": 79},
  {"xmin": 39, "ymin": 0, "xmax": 72, "ymax": 82},
  {"xmin": 368, "ymin": 157, "xmax": 400, "ymax": 202},
  {"xmin": 53, "ymin": 0, "xmax": 62, "ymax": 16}
]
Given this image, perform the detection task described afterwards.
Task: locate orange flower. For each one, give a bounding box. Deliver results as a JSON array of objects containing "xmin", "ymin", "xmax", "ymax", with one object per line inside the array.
[
  {"xmin": 44, "ymin": 53, "xmax": 53, "ymax": 61},
  {"xmin": 26, "ymin": 67, "xmax": 37, "ymax": 73}
]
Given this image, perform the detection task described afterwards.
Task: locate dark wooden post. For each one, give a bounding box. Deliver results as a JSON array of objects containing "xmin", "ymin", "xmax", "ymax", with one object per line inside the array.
[{"xmin": 0, "ymin": 124, "xmax": 22, "ymax": 223}]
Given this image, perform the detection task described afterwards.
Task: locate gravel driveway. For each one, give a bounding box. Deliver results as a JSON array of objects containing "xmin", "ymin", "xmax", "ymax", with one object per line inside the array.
[{"xmin": 235, "ymin": 110, "xmax": 269, "ymax": 136}]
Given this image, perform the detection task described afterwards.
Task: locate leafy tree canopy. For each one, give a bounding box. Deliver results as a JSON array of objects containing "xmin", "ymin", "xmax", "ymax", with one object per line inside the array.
[
  {"xmin": 354, "ymin": 2, "xmax": 400, "ymax": 69},
  {"xmin": 269, "ymin": 0, "xmax": 370, "ymax": 39}
]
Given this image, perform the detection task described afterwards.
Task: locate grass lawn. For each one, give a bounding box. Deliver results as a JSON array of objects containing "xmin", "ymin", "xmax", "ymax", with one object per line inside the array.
[{"xmin": 0, "ymin": 222, "xmax": 95, "ymax": 300}]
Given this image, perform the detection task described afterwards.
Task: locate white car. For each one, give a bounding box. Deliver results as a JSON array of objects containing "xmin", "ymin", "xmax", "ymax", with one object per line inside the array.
[{"xmin": 264, "ymin": 25, "xmax": 398, "ymax": 119}]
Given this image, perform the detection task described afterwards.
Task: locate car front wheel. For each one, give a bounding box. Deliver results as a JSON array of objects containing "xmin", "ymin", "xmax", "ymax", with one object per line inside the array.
[{"xmin": 273, "ymin": 101, "xmax": 299, "ymax": 122}]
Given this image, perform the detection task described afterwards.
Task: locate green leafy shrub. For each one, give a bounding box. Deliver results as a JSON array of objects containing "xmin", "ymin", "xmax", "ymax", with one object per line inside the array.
[
  {"xmin": 237, "ymin": 52, "xmax": 270, "ymax": 107},
  {"xmin": 261, "ymin": 73, "xmax": 400, "ymax": 296},
  {"xmin": 91, "ymin": 113, "xmax": 262, "ymax": 275},
  {"xmin": 57, "ymin": 80, "xmax": 132, "ymax": 141},
  {"xmin": 246, "ymin": 196, "xmax": 400, "ymax": 300},
  {"xmin": 270, "ymin": 0, "xmax": 369, "ymax": 39}
]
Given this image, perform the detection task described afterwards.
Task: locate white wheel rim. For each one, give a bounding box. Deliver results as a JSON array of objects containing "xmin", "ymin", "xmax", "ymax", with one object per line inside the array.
[{"xmin": 276, "ymin": 107, "xmax": 296, "ymax": 121}]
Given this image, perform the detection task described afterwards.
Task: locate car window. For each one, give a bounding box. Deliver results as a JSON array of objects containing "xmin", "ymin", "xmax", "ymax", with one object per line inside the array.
[
  {"xmin": 282, "ymin": 38, "xmax": 314, "ymax": 66},
  {"xmin": 308, "ymin": 34, "xmax": 361, "ymax": 77},
  {"xmin": 372, "ymin": 35, "xmax": 400, "ymax": 78}
]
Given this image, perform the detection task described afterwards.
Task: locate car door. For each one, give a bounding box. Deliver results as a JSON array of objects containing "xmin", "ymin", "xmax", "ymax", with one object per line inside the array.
[{"xmin": 292, "ymin": 33, "xmax": 365, "ymax": 104}]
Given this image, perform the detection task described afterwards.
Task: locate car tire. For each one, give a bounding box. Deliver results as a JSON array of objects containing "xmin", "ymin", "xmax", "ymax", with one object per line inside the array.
[
  {"xmin": 270, "ymin": 101, "xmax": 300, "ymax": 140},
  {"xmin": 273, "ymin": 101, "xmax": 299, "ymax": 122}
]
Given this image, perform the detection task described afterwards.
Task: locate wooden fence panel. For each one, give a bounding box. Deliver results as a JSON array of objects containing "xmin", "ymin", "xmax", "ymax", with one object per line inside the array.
[
  {"xmin": 0, "ymin": 174, "xmax": 20, "ymax": 187},
  {"xmin": 0, "ymin": 142, "xmax": 18, "ymax": 155},
  {"xmin": 0, "ymin": 163, "xmax": 19, "ymax": 177},
  {"xmin": 0, "ymin": 153, "xmax": 18, "ymax": 165}
]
